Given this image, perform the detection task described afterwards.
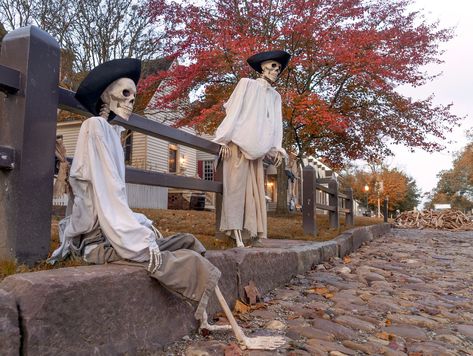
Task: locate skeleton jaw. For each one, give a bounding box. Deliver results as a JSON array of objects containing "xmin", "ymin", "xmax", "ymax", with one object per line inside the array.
[
  {"xmin": 101, "ymin": 77, "xmax": 137, "ymax": 120},
  {"xmin": 261, "ymin": 60, "xmax": 281, "ymax": 83}
]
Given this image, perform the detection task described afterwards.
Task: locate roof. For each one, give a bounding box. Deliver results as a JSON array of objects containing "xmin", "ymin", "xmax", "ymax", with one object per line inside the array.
[{"xmin": 134, "ymin": 57, "xmax": 174, "ymax": 114}]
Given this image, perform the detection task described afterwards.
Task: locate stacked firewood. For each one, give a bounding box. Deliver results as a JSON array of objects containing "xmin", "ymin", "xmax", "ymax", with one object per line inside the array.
[{"xmin": 394, "ymin": 210, "xmax": 473, "ymax": 230}]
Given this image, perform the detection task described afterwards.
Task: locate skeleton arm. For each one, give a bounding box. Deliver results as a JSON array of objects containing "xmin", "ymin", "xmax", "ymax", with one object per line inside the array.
[
  {"xmin": 147, "ymin": 225, "xmax": 163, "ymax": 273},
  {"xmin": 219, "ymin": 144, "xmax": 231, "ymax": 160}
]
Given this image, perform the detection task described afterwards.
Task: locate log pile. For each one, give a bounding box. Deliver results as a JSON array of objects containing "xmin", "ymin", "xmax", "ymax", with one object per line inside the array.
[{"xmin": 394, "ymin": 210, "xmax": 473, "ymax": 230}]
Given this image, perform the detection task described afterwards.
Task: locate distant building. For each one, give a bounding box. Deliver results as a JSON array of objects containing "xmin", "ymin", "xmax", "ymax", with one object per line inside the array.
[{"xmin": 434, "ymin": 203, "xmax": 451, "ymax": 211}]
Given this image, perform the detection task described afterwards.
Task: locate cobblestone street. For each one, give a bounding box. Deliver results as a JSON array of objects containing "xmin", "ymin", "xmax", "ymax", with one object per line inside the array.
[{"xmin": 164, "ymin": 229, "xmax": 473, "ymax": 355}]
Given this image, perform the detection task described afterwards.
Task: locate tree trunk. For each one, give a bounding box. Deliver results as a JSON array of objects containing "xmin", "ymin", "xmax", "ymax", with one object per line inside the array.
[{"xmin": 275, "ymin": 160, "xmax": 289, "ymax": 214}]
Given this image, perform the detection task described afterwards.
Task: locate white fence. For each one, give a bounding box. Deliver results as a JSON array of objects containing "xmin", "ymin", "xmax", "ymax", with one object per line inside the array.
[{"xmin": 53, "ymin": 183, "xmax": 168, "ymax": 209}]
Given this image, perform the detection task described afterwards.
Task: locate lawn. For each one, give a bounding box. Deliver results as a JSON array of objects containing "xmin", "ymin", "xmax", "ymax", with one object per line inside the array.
[{"xmin": 1, "ymin": 209, "xmax": 383, "ymax": 281}]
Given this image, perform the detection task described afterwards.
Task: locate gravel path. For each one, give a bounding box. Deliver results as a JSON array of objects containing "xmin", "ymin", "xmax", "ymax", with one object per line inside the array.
[{"xmin": 162, "ymin": 228, "xmax": 473, "ymax": 355}]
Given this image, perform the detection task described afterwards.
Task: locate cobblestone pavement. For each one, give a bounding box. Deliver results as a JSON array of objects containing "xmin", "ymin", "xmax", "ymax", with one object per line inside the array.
[{"xmin": 163, "ymin": 229, "xmax": 473, "ymax": 355}]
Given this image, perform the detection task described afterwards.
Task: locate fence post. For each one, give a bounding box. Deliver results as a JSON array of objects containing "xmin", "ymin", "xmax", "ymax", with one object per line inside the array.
[
  {"xmin": 302, "ymin": 165, "xmax": 316, "ymax": 235},
  {"xmin": 0, "ymin": 26, "xmax": 60, "ymax": 265},
  {"xmin": 328, "ymin": 179, "xmax": 339, "ymax": 229},
  {"xmin": 383, "ymin": 198, "xmax": 389, "ymax": 223},
  {"xmin": 214, "ymin": 161, "xmax": 224, "ymax": 238},
  {"xmin": 345, "ymin": 188, "xmax": 354, "ymax": 226}
]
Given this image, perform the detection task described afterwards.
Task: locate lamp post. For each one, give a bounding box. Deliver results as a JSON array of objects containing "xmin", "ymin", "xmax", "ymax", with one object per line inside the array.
[{"xmin": 364, "ymin": 184, "xmax": 369, "ymax": 213}]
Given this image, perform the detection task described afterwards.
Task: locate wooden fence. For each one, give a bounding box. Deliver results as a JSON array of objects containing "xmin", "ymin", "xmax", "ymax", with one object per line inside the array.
[
  {"xmin": 302, "ymin": 166, "xmax": 354, "ymax": 235},
  {"xmin": 0, "ymin": 26, "xmax": 222, "ymax": 265}
]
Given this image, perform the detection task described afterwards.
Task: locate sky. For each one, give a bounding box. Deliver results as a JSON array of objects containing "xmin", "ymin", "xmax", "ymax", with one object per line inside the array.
[{"xmin": 388, "ymin": 0, "xmax": 473, "ymax": 205}]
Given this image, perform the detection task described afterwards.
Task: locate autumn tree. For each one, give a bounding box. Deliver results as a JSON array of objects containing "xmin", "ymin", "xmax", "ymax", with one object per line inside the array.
[
  {"xmin": 148, "ymin": 0, "xmax": 460, "ymax": 167},
  {"xmin": 426, "ymin": 143, "xmax": 473, "ymax": 211},
  {"xmin": 341, "ymin": 166, "xmax": 420, "ymax": 213}
]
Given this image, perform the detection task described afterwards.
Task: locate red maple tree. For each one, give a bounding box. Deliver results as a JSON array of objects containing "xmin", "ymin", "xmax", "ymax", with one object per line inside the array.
[{"xmin": 146, "ymin": 0, "xmax": 460, "ymax": 167}]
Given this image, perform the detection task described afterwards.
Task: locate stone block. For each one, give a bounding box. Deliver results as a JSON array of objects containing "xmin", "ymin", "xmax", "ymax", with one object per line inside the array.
[
  {"xmin": 206, "ymin": 250, "xmax": 238, "ymax": 315},
  {"xmin": 233, "ymin": 248, "xmax": 299, "ymax": 299},
  {"xmin": 0, "ymin": 289, "xmax": 19, "ymax": 356},
  {"xmin": 334, "ymin": 232, "xmax": 353, "ymax": 257},
  {"xmin": 0, "ymin": 265, "xmax": 198, "ymax": 355},
  {"xmin": 352, "ymin": 227, "xmax": 373, "ymax": 250},
  {"xmin": 289, "ymin": 244, "xmax": 323, "ymax": 274},
  {"xmin": 319, "ymin": 241, "xmax": 338, "ymax": 261},
  {"xmin": 368, "ymin": 223, "xmax": 390, "ymax": 239}
]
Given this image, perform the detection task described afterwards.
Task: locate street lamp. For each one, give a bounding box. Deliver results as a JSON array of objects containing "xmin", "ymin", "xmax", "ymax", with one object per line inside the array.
[{"xmin": 364, "ymin": 184, "xmax": 369, "ymax": 212}]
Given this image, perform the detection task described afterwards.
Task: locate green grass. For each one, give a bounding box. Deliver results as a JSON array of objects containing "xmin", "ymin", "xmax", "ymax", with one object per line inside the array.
[{"xmin": 0, "ymin": 209, "xmax": 383, "ymax": 281}]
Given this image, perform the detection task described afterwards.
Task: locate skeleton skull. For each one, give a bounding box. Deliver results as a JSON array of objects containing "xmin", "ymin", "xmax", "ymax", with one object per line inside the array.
[
  {"xmin": 261, "ymin": 60, "xmax": 282, "ymax": 82},
  {"xmin": 100, "ymin": 78, "xmax": 136, "ymax": 120}
]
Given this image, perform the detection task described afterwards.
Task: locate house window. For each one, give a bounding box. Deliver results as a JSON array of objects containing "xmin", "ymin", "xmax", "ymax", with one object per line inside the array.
[
  {"xmin": 169, "ymin": 144, "xmax": 178, "ymax": 173},
  {"xmin": 203, "ymin": 160, "xmax": 214, "ymax": 181}
]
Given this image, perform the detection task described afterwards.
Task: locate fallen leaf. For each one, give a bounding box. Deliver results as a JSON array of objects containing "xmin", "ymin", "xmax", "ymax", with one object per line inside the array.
[
  {"xmin": 244, "ymin": 281, "xmax": 261, "ymax": 305},
  {"xmin": 307, "ymin": 286, "xmax": 330, "ymax": 295},
  {"xmin": 233, "ymin": 300, "xmax": 251, "ymax": 315},
  {"xmin": 224, "ymin": 342, "xmax": 243, "ymax": 356},
  {"xmin": 376, "ymin": 331, "xmax": 390, "ymax": 341},
  {"xmin": 343, "ymin": 255, "xmax": 351, "ymax": 264},
  {"xmin": 385, "ymin": 319, "xmax": 392, "ymax": 326}
]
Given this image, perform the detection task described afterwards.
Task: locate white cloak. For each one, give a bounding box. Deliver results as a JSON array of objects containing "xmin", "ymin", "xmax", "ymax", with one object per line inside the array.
[
  {"xmin": 50, "ymin": 116, "xmax": 153, "ymax": 262},
  {"xmin": 214, "ymin": 78, "xmax": 286, "ymax": 159}
]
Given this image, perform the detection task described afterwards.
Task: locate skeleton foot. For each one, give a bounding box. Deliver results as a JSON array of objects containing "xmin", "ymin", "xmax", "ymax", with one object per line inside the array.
[
  {"xmin": 233, "ymin": 230, "xmax": 245, "ymax": 248},
  {"xmin": 199, "ymin": 311, "xmax": 232, "ymax": 332},
  {"xmin": 214, "ymin": 285, "xmax": 286, "ymax": 351},
  {"xmin": 239, "ymin": 335, "xmax": 286, "ymax": 350}
]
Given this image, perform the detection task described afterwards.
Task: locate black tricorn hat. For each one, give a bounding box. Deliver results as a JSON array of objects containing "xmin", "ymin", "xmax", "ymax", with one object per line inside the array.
[
  {"xmin": 246, "ymin": 50, "xmax": 291, "ymax": 74},
  {"xmin": 75, "ymin": 58, "xmax": 141, "ymax": 117}
]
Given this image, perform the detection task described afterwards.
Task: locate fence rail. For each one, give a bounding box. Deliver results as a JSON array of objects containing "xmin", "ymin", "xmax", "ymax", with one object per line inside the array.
[
  {"xmin": 0, "ymin": 26, "xmax": 222, "ymax": 265},
  {"xmin": 302, "ymin": 165, "xmax": 354, "ymax": 235}
]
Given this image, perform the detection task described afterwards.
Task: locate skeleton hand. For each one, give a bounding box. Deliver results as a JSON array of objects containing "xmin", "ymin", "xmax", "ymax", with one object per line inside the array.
[
  {"xmin": 273, "ymin": 152, "xmax": 283, "ymax": 167},
  {"xmin": 147, "ymin": 239, "xmax": 162, "ymax": 273},
  {"xmin": 219, "ymin": 144, "xmax": 231, "ymax": 160}
]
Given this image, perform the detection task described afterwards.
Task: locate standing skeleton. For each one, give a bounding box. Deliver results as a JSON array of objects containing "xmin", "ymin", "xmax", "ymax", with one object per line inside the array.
[
  {"xmin": 215, "ymin": 50, "xmax": 291, "ymax": 247},
  {"xmin": 50, "ymin": 58, "xmax": 284, "ymax": 350}
]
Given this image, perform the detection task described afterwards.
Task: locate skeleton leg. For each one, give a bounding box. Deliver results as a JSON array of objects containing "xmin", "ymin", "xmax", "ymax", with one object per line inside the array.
[
  {"xmin": 233, "ymin": 229, "xmax": 245, "ymax": 248},
  {"xmin": 214, "ymin": 285, "xmax": 285, "ymax": 350},
  {"xmin": 199, "ymin": 310, "xmax": 232, "ymax": 332}
]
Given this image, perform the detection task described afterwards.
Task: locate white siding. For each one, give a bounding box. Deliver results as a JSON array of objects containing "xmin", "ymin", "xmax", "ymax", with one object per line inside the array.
[
  {"xmin": 144, "ymin": 72, "xmax": 199, "ymax": 177},
  {"xmin": 56, "ymin": 121, "xmax": 82, "ymax": 156},
  {"xmin": 146, "ymin": 136, "xmax": 169, "ymax": 172},
  {"xmin": 127, "ymin": 183, "xmax": 168, "ymax": 209}
]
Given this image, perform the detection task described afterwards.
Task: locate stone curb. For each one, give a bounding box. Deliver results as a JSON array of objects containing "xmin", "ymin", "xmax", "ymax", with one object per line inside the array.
[
  {"xmin": 0, "ymin": 223, "xmax": 390, "ymax": 355},
  {"xmin": 0, "ymin": 289, "xmax": 19, "ymax": 356}
]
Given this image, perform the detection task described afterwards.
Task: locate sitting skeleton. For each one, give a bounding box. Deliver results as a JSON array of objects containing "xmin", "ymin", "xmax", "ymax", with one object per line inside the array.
[
  {"xmin": 214, "ymin": 50, "xmax": 290, "ymax": 248},
  {"xmin": 49, "ymin": 59, "xmax": 284, "ymax": 350}
]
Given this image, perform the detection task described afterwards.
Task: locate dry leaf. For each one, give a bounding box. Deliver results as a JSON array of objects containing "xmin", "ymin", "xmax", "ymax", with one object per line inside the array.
[
  {"xmin": 343, "ymin": 255, "xmax": 351, "ymax": 264},
  {"xmin": 224, "ymin": 342, "xmax": 243, "ymax": 356},
  {"xmin": 233, "ymin": 300, "xmax": 251, "ymax": 315},
  {"xmin": 307, "ymin": 286, "xmax": 330, "ymax": 295},
  {"xmin": 323, "ymin": 292, "xmax": 334, "ymax": 299},
  {"xmin": 244, "ymin": 281, "xmax": 261, "ymax": 305},
  {"xmin": 376, "ymin": 331, "xmax": 390, "ymax": 341},
  {"xmin": 385, "ymin": 319, "xmax": 392, "ymax": 326}
]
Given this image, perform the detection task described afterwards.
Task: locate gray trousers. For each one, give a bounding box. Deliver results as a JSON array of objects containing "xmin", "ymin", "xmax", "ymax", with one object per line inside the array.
[{"xmin": 86, "ymin": 233, "xmax": 221, "ymax": 320}]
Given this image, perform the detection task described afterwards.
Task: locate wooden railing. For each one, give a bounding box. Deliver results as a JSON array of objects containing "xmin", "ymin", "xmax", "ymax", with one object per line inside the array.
[{"xmin": 302, "ymin": 166, "xmax": 354, "ymax": 235}]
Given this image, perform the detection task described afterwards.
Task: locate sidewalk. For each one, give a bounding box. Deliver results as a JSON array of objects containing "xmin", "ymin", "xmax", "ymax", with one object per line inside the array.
[
  {"xmin": 0, "ymin": 224, "xmax": 390, "ymax": 355},
  {"xmin": 166, "ymin": 229, "xmax": 473, "ymax": 355}
]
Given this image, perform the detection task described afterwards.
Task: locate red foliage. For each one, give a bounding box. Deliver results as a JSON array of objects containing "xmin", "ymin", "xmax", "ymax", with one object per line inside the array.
[{"xmin": 147, "ymin": 0, "xmax": 460, "ymax": 167}]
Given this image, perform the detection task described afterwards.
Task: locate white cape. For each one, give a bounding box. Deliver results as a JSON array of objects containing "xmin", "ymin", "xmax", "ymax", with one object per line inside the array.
[
  {"xmin": 214, "ymin": 78, "xmax": 286, "ymax": 160},
  {"xmin": 49, "ymin": 116, "xmax": 154, "ymax": 263}
]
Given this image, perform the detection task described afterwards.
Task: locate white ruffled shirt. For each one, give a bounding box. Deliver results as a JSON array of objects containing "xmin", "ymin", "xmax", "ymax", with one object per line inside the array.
[
  {"xmin": 214, "ymin": 78, "xmax": 286, "ymax": 160},
  {"xmin": 49, "ymin": 116, "xmax": 154, "ymax": 263}
]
